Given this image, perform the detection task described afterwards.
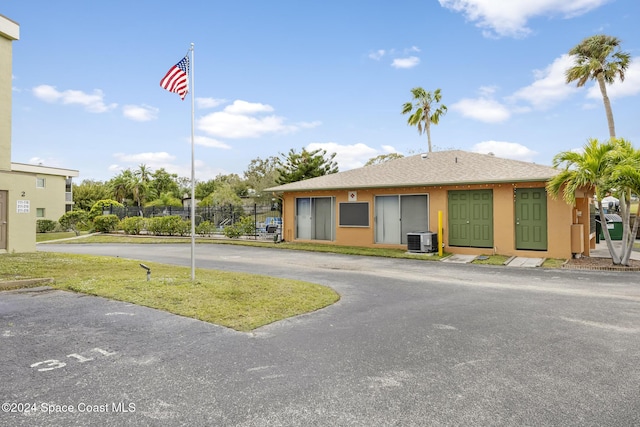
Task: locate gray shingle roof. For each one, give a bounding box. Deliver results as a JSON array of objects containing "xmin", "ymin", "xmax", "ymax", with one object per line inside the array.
[{"xmin": 265, "ymin": 150, "xmax": 558, "ymax": 192}]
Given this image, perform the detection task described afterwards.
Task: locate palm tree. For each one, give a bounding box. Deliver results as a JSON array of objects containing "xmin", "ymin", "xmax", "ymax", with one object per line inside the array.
[
  {"xmin": 547, "ymin": 138, "xmax": 640, "ymax": 266},
  {"xmin": 566, "ymin": 34, "xmax": 630, "ymax": 139},
  {"xmin": 108, "ymin": 169, "xmax": 135, "ymax": 204},
  {"xmin": 607, "ymin": 139, "xmax": 640, "ymax": 265},
  {"xmin": 402, "ymin": 87, "xmax": 447, "ymax": 153}
]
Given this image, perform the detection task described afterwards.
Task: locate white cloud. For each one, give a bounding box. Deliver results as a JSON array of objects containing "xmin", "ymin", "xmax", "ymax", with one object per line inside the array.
[
  {"xmin": 392, "ymin": 56, "xmax": 420, "ymax": 69},
  {"xmin": 306, "ymin": 142, "xmax": 395, "ymax": 171},
  {"xmin": 451, "ymin": 96, "xmax": 511, "ymax": 123},
  {"xmin": 471, "ymin": 141, "xmax": 538, "ymax": 162},
  {"xmin": 110, "ymin": 154, "xmax": 224, "ymax": 181},
  {"xmin": 194, "ymin": 135, "xmax": 231, "ymax": 149},
  {"xmin": 369, "ymin": 47, "xmax": 421, "ymax": 69},
  {"xmin": 196, "ymin": 97, "xmax": 226, "ymax": 109},
  {"xmin": 197, "ymin": 100, "xmax": 319, "ymax": 139},
  {"xmin": 122, "ymin": 104, "xmax": 158, "ymax": 122},
  {"xmin": 586, "ymin": 57, "xmax": 640, "ymax": 100},
  {"xmin": 438, "ymin": 0, "xmax": 611, "ymax": 38},
  {"xmin": 224, "ymin": 100, "xmax": 274, "ymax": 115},
  {"xmin": 113, "ymin": 152, "xmax": 176, "ymax": 166},
  {"xmin": 369, "ymin": 49, "xmax": 386, "ymax": 60},
  {"xmin": 381, "ymin": 145, "xmax": 396, "ymax": 153},
  {"xmin": 32, "ymin": 84, "xmax": 117, "ymax": 113},
  {"xmin": 509, "ymin": 54, "xmax": 578, "ymax": 109}
]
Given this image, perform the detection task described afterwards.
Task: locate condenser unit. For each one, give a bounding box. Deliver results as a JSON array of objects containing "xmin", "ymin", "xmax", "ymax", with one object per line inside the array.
[{"xmin": 407, "ymin": 232, "xmax": 438, "ymax": 253}]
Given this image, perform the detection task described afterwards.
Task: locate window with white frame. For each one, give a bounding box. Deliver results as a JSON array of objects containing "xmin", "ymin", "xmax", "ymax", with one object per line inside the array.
[
  {"xmin": 36, "ymin": 208, "xmax": 45, "ymax": 218},
  {"xmin": 36, "ymin": 177, "xmax": 46, "ymax": 188}
]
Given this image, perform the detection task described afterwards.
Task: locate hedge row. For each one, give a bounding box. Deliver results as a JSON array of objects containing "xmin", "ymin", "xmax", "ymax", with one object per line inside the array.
[{"xmin": 39, "ymin": 213, "xmax": 262, "ymax": 239}]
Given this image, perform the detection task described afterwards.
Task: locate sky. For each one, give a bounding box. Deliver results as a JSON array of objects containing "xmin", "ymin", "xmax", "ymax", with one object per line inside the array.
[{"xmin": 3, "ymin": 0, "xmax": 640, "ymax": 183}]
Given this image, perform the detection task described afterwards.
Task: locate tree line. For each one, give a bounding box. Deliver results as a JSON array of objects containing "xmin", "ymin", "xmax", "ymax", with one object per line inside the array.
[{"xmin": 72, "ymin": 148, "xmax": 341, "ymax": 212}]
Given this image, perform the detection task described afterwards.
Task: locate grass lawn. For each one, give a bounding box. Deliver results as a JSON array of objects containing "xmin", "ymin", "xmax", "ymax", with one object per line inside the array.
[
  {"xmin": 36, "ymin": 231, "xmax": 90, "ymax": 242},
  {"xmin": 0, "ymin": 252, "xmax": 339, "ymax": 332}
]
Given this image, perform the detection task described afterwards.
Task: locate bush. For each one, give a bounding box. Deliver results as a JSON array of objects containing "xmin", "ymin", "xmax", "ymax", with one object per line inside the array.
[
  {"xmin": 59, "ymin": 210, "xmax": 90, "ymax": 236},
  {"xmin": 36, "ymin": 219, "xmax": 57, "ymax": 233},
  {"xmin": 93, "ymin": 214, "xmax": 120, "ymax": 233},
  {"xmin": 223, "ymin": 216, "xmax": 255, "ymax": 239},
  {"xmin": 146, "ymin": 215, "xmax": 190, "ymax": 236},
  {"xmin": 89, "ymin": 199, "xmax": 123, "ymax": 220},
  {"xmin": 196, "ymin": 220, "xmax": 216, "ymax": 236},
  {"xmin": 120, "ymin": 216, "xmax": 146, "ymax": 235}
]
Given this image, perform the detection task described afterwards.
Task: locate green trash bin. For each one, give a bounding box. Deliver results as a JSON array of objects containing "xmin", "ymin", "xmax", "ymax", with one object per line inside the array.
[{"xmin": 599, "ymin": 214, "xmax": 623, "ymax": 240}]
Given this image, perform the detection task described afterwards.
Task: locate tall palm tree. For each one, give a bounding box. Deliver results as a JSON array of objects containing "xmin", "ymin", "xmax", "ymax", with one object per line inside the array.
[
  {"xmin": 109, "ymin": 169, "xmax": 135, "ymax": 204},
  {"xmin": 547, "ymin": 138, "xmax": 639, "ymax": 265},
  {"xmin": 566, "ymin": 34, "xmax": 630, "ymax": 139},
  {"xmin": 608, "ymin": 139, "xmax": 640, "ymax": 265},
  {"xmin": 402, "ymin": 87, "xmax": 447, "ymax": 153}
]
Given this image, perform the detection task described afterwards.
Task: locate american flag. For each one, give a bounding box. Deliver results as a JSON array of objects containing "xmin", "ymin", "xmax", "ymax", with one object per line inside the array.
[{"xmin": 160, "ymin": 55, "xmax": 189, "ymax": 100}]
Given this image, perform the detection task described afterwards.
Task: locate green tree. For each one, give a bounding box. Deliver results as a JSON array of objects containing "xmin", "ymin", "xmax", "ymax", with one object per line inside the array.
[
  {"xmin": 276, "ymin": 148, "xmax": 338, "ymax": 185},
  {"xmin": 244, "ymin": 156, "xmax": 280, "ymax": 201},
  {"xmin": 547, "ymin": 138, "xmax": 639, "ymax": 265},
  {"xmin": 199, "ymin": 182, "xmax": 242, "ymax": 207},
  {"xmin": 58, "ymin": 210, "xmax": 90, "ymax": 235},
  {"xmin": 132, "ymin": 164, "xmax": 153, "ymax": 207},
  {"xmin": 108, "ymin": 170, "xmax": 135, "ymax": 204},
  {"xmin": 365, "ymin": 153, "xmax": 404, "ymax": 166},
  {"xmin": 72, "ymin": 180, "xmax": 111, "ymax": 211},
  {"xmin": 145, "ymin": 192, "xmax": 183, "ymax": 208},
  {"xmin": 149, "ymin": 168, "xmax": 181, "ymax": 200},
  {"xmin": 402, "ymin": 87, "xmax": 447, "ymax": 153},
  {"xmin": 195, "ymin": 179, "xmax": 217, "ymax": 200},
  {"xmin": 566, "ymin": 34, "xmax": 630, "ymax": 138}
]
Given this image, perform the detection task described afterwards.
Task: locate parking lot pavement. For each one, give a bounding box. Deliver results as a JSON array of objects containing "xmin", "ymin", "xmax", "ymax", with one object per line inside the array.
[{"xmin": 2, "ymin": 244, "xmax": 640, "ymax": 426}]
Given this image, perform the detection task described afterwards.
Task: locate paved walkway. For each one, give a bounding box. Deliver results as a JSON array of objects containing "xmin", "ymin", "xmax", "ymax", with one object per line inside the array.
[{"xmin": 589, "ymin": 240, "xmax": 640, "ymax": 260}]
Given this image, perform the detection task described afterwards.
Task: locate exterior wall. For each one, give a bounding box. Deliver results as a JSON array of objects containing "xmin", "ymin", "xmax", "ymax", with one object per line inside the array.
[
  {"xmin": 0, "ymin": 15, "xmax": 19, "ymax": 171},
  {"xmin": 0, "ymin": 171, "xmax": 37, "ymax": 252},
  {"xmin": 0, "ymin": 170, "xmax": 75, "ymax": 253},
  {"xmin": 280, "ymin": 181, "xmax": 579, "ymax": 259}
]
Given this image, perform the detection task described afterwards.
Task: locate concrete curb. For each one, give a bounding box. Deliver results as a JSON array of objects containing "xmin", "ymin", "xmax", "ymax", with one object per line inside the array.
[{"xmin": 0, "ymin": 277, "xmax": 54, "ymax": 290}]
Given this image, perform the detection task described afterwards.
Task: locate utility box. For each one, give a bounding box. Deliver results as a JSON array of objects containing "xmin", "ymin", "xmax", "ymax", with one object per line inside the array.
[
  {"xmin": 407, "ymin": 232, "xmax": 438, "ymax": 253},
  {"xmin": 571, "ymin": 224, "xmax": 584, "ymax": 255}
]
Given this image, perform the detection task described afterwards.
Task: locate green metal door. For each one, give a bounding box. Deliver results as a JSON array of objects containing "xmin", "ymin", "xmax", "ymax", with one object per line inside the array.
[
  {"xmin": 448, "ymin": 191, "xmax": 469, "ymax": 246},
  {"xmin": 515, "ymin": 188, "xmax": 548, "ymax": 250},
  {"xmin": 448, "ymin": 190, "xmax": 493, "ymax": 247}
]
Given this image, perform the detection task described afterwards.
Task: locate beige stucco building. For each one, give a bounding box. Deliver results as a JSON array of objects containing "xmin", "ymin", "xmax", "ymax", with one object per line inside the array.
[
  {"xmin": 0, "ymin": 14, "xmax": 79, "ymax": 253},
  {"xmin": 267, "ymin": 151, "xmax": 594, "ymax": 260}
]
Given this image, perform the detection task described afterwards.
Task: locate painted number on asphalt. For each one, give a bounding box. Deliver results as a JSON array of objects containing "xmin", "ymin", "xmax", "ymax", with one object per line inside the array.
[{"xmin": 30, "ymin": 348, "xmax": 116, "ymax": 372}]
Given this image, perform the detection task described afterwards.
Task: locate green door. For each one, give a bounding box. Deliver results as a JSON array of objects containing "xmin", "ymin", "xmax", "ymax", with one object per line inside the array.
[
  {"xmin": 515, "ymin": 188, "xmax": 548, "ymax": 250},
  {"xmin": 448, "ymin": 190, "xmax": 493, "ymax": 248}
]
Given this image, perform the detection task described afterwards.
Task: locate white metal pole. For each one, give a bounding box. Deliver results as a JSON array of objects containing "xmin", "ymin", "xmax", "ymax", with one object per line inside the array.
[{"xmin": 190, "ymin": 43, "xmax": 196, "ymax": 281}]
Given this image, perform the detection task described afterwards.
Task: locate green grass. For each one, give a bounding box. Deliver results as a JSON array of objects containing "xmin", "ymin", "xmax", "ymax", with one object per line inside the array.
[
  {"xmin": 36, "ymin": 231, "xmax": 90, "ymax": 242},
  {"xmin": 0, "ymin": 252, "xmax": 339, "ymax": 331},
  {"xmin": 471, "ymin": 254, "xmax": 510, "ymax": 266}
]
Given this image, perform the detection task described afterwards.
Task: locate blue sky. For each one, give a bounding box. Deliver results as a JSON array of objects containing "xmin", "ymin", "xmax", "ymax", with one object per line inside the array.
[{"xmin": 4, "ymin": 0, "xmax": 640, "ymax": 182}]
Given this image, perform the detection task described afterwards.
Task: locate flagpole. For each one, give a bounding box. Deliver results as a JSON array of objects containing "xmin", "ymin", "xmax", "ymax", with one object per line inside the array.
[{"xmin": 189, "ymin": 42, "xmax": 196, "ymax": 281}]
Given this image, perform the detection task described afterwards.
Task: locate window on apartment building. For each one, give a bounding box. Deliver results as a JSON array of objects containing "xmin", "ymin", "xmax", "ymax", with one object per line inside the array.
[
  {"xmin": 36, "ymin": 208, "xmax": 45, "ymax": 218},
  {"xmin": 36, "ymin": 177, "xmax": 46, "ymax": 188}
]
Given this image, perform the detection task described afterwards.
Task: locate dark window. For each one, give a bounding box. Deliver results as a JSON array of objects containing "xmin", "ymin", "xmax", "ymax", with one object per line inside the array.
[{"xmin": 339, "ymin": 202, "xmax": 369, "ymax": 227}]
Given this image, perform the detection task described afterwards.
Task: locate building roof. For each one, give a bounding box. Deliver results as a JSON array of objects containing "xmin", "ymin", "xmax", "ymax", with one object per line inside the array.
[
  {"xmin": 266, "ymin": 150, "xmax": 559, "ymax": 192},
  {"xmin": 0, "ymin": 14, "xmax": 20, "ymax": 41},
  {"xmin": 11, "ymin": 162, "xmax": 79, "ymax": 177}
]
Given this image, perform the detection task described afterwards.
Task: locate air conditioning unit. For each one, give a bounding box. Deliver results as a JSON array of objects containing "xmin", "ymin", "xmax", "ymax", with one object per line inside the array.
[{"xmin": 407, "ymin": 232, "xmax": 438, "ymax": 253}]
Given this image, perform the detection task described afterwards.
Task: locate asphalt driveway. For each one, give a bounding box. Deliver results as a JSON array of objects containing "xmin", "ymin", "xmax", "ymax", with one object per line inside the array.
[{"xmin": 1, "ymin": 243, "xmax": 639, "ymax": 426}]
